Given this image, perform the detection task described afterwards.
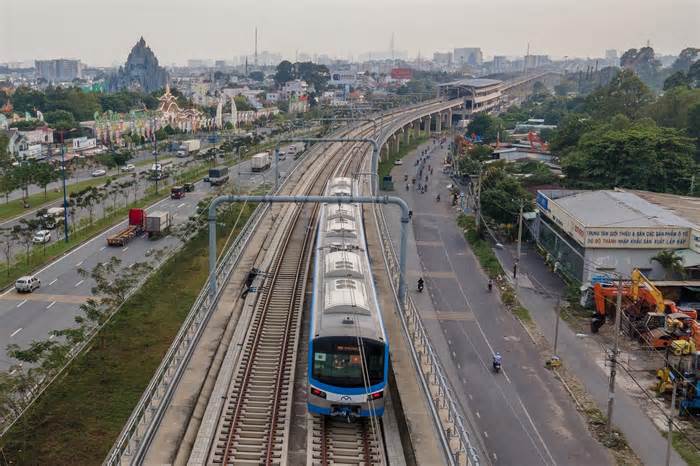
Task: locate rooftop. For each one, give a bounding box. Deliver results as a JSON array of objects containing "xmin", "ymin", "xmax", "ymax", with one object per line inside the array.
[
  {"xmin": 621, "ymin": 189, "xmax": 700, "ymax": 229},
  {"xmin": 436, "ymin": 78, "xmax": 503, "ymax": 89},
  {"xmin": 541, "ymin": 189, "xmax": 697, "ymax": 229}
]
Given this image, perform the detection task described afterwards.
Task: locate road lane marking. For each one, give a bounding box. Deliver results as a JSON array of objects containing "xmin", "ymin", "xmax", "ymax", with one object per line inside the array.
[
  {"xmin": 493, "ymin": 453, "xmax": 498, "ymax": 461},
  {"xmin": 0, "ymin": 195, "xmax": 174, "ymax": 297},
  {"xmin": 49, "ymin": 279, "xmax": 57, "ymax": 286},
  {"xmin": 100, "ymin": 246, "xmax": 106, "ymax": 251},
  {"xmin": 49, "ymin": 334, "xmax": 55, "ymax": 340},
  {"xmin": 74, "ymin": 280, "xmax": 84, "ymax": 288},
  {"xmin": 122, "ymin": 247, "xmax": 129, "ymax": 252},
  {"xmin": 476, "ymin": 411, "xmax": 480, "ymax": 419},
  {"xmin": 177, "ymin": 202, "xmax": 186, "ymax": 208},
  {"xmin": 128, "ymin": 263, "xmax": 135, "ymax": 269},
  {"xmin": 75, "ymin": 260, "xmax": 84, "ymax": 267},
  {"xmin": 10, "ymin": 328, "xmax": 22, "ymax": 337},
  {"xmin": 46, "ymin": 301, "xmax": 56, "ymax": 309},
  {"xmin": 16, "ymin": 299, "xmax": 27, "ymax": 308},
  {"xmin": 484, "ymin": 431, "xmax": 488, "ymax": 438},
  {"xmin": 468, "ymin": 394, "xmax": 473, "ymax": 400}
]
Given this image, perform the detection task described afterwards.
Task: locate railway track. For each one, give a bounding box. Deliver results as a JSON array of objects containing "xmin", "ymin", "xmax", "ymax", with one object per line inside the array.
[
  {"xmin": 206, "ymin": 123, "xmax": 377, "ymax": 464},
  {"xmin": 308, "ymin": 416, "xmax": 385, "ymax": 466}
]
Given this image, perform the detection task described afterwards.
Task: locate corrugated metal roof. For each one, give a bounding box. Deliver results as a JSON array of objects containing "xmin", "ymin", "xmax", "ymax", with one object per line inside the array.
[
  {"xmin": 552, "ymin": 190, "xmax": 696, "ymax": 228},
  {"xmin": 436, "ymin": 78, "xmax": 503, "ymax": 88}
]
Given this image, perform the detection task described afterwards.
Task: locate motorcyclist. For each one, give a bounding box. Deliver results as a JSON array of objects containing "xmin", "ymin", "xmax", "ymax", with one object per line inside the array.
[
  {"xmin": 417, "ymin": 277, "xmax": 424, "ymax": 292},
  {"xmin": 488, "ymin": 278, "xmax": 493, "ymax": 292},
  {"xmin": 493, "ymin": 352, "xmax": 502, "ymax": 370},
  {"xmin": 436, "ymin": 194, "xmax": 440, "ymax": 202}
]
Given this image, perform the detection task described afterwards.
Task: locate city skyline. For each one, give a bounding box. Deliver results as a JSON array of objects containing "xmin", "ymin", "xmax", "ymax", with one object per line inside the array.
[{"xmin": 2, "ymin": 0, "xmax": 698, "ymax": 67}]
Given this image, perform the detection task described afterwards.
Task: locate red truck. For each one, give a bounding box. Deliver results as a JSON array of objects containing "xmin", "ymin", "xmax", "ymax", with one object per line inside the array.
[{"xmin": 107, "ymin": 208, "xmax": 145, "ymax": 246}]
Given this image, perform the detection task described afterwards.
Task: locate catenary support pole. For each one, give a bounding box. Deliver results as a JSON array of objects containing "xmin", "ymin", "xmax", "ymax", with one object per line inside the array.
[{"xmin": 208, "ymin": 195, "xmax": 409, "ymax": 307}]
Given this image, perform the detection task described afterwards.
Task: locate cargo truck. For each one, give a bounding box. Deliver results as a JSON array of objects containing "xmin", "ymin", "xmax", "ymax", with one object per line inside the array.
[
  {"xmin": 107, "ymin": 208, "xmax": 145, "ymax": 246},
  {"xmin": 251, "ymin": 152, "xmax": 272, "ymax": 172},
  {"xmin": 177, "ymin": 139, "xmax": 201, "ymax": 157},
  {"xmin": 208, "ymin": 166, "xmax": 229, "ymax": 186},
  {"xmin": 145, "ymin": 211, "xmax": 171, "ymax": 238}
]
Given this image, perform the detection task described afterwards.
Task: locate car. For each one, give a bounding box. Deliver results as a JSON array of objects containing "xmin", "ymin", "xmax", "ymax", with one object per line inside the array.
[
  {"xmin": 393, "ymin": 160, "xmax": 403, "ymax": 166},
  {"xmin": 15, "ymin": 275, "xmax": 40, "ymax": 293},
  {"xmin": 91, "ymin": 169, "xmax": 107, "ymax": 177},
  {"xmin": 203, "ymin": 176, "xmax": 210, "ymax": 183},
  {"xmin": 122, "ymin": 164, "xmax": 136, "ymax": 172},
  {"xmin": 32, "ymin": 230, "xmax": 51, "ymax": 244},
  {"xmin": 170, "ymin": 186, "xmax": 185, "ymax": 199}
]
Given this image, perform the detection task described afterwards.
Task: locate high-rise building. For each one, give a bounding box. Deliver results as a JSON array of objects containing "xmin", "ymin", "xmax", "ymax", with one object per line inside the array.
[
  {"xmin": 432, "ymin": 52, "xmax": 453, "ymax": 66},
  {"xmin": 605, "ymin": 49, "xmax": 618, "ymax": 66},
  {"xmin": 35, "ymin": 59, "xmax": 82, "ymax": 82},
  {"xmin": 453, "ymin": 48, "xmax": 483, "ymax": 66}
]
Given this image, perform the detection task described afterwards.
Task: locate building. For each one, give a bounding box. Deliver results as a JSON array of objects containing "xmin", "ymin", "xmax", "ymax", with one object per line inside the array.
[
  {"xmin": 453, "ymin": 47, "xmax": 483, "ymax": 66},
  {"xmin": 605, "ymin": 49, "xmax": 619, "ymax": 66},
  {"xmin": 524, "ymin": 55, "xmax": 550, "ymax": 70},
  {"xmin": 35, "ymin": 59, "xmax": 82, "ymax": 82},
  {"xmin": 280, "ymin": 79, "xmax": 308, "ymax": 100},
  {"xmin": 492, "ymin": 56, "xmax": 508, "ymax": 72},
  {"xmin": 107, "ymin": 37, "xmax": 169, "ymax": 93},
  {"xmin": 437, "ymin": 78, "xmax": 503, "ymax": 116},
  {"xmin": 432, "ymin": 52, "xmax": 453, "ymax": 66},
  {"xmin": 533, "ymin": 189, "xmax": 700, "ymax": 285},
  {"xmin": 7, "ymin": 127, "xmax": 54, "ymax": 159}
]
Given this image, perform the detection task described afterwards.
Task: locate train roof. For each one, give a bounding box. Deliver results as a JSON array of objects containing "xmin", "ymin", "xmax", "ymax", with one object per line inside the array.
[{"xmin": 311, "ymin": 177, "xmax": 386, "ymax": 343}]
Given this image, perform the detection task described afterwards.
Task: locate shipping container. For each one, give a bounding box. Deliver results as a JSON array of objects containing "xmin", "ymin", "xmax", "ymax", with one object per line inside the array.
[
  {"xmin": 145, "ymin": 211, "xmax": 171, "ymax": 238},
  {"xmin": 251, "ymin": 152, "xmax": 272, "ymax": 172}
]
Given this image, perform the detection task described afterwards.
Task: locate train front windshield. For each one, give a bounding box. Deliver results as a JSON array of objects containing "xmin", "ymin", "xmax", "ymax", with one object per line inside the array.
[{"xmin": 312, "ymin": 337, "xmax": 385, "ymax": 388}]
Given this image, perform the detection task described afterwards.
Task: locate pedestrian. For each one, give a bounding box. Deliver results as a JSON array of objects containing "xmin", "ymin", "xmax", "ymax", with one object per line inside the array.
[
  {"xmin": 513, "ymin": 262, "xmax": 518, "ymax": 279},
  {"xmin": 408, "ymin": 210, "xmax": 413, "ymax": 219}
]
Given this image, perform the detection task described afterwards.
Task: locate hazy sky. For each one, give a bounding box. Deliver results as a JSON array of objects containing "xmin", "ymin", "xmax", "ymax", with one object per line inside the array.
[{"xmin": 2, "ymin": 0, "xmax": 699, "ymax": 66}]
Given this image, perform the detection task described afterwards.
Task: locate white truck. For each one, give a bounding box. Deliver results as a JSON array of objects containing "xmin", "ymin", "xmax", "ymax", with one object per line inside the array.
[
  {"xmin": 145, "ymin": 211, "xmax": 171, "ymax": 238},
  {"xmin": 177, "ymin": 139, "xmax": 201, "ymax": 157},
  {"xmin": 251, "ymin": 152, "xmax": 272, "ymax": 172}
]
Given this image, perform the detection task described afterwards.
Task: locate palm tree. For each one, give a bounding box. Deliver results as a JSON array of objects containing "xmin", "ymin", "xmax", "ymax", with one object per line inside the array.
[{"xmin": 650, "ymin": 250, "xmax": 685, "ymax": 279}]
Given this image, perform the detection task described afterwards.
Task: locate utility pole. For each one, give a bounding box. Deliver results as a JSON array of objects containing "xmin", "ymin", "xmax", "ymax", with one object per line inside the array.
[
  {"xmin": 553, "ymin": 297, "xmax": 561, "ymax": 356},
  {"xmin": 59, "ymin": 131, "xmax": 69, "ymax": 242},
  {"xmin": 152, "ymin": 116, "xmax": 159, "ymax": 195},
  {"xmin": 516, "ymin": 199, "xmax": 524, "ymax": 272},
  {"xmin": 474, "ymin": 167, "xmax": 482, "ymax": 230},
  {"xmin": 606, "ymin": 275, "xmax": 624, "ymax": 435},
  {"xmin": 666, "ymin": 379, "xmax": 677, "ymax": 466},
  {"xmin": 690, "ymin": 174, "xmax": 695, "ymax": 196}
]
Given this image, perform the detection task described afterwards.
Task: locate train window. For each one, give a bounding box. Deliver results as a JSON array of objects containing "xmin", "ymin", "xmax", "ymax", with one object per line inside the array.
[
  {"xmin": 336, "ymin": 260, "xmax": 353, "ymax": 270},
  {"xmin": 312, "ymin": 337, "xmax": 385, "ymax": 388},
  {"xmin": 336, "ymin": 279, "xmax": 357, "ymax": 290}
]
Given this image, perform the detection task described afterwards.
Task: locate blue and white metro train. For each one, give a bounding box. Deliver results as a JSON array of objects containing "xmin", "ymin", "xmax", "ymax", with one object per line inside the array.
[{"xmin": 307, "ymin": 177, "xmax": 389, "ymax": 418}]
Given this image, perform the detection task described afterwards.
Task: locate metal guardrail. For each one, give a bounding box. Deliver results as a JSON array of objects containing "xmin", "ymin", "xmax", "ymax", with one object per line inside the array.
[
  {"xmin": 371, "ymin": 116, "xmax": 480, "ymax": 466},
  {"xmin": 103, "ymin": 102, "xmax": 463, "ymax": 465},
  {"xmin": 374, "ymin": 205, "xmax": 479, "ymax": 466},
  {"xmin": 104, "ymin": 136, "xmax": 330, "ymax": 465},
  {"xmin": 104, "ymin": 200, "xmax": 270, "ymax": 465}
]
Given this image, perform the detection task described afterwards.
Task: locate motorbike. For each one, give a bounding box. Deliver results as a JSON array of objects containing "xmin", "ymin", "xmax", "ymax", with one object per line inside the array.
[
  {"xmin": 417, "ymin": 281, "xmax": 424, "ymax": 293},
  {"xmin": 493, "ymin": 359, "xmax": 501, "ymax": 373},
  {"xmin": 436, "ymin": 194, "xmax": 440, "ymax": 202}
]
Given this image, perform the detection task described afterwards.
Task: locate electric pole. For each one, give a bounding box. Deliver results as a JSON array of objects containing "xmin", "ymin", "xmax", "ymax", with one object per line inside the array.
[
  {"xmin": 152, "ymin": 116, "xmax": 159, "ymax": 195},
  {"xmin": 606, "ymin": 274, "xmax": 624, "ymax": 435},
  {"xmin": 474, "ymin": 167, "xmax": 482, "ymax": 230},
  {"xmin": 515, "ymin": 200, "xmax": 524, "ymax": 293},
  {"xmin": 666, "ymin": 379, "xmax": 677, "ymax": 466},
  {"xmin": 690, "ymin": 174, "xmax": 695, "ymax": 196}
]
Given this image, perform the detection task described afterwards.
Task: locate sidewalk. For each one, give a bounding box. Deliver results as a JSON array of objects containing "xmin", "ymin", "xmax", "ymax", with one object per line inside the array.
[
  {"xmin": 493, "ymin": 239, "xmax": 686, "ymax": 465},
  {"xmin": 381, "ymin": 139, "xmax": 610, "ymax": 465}
]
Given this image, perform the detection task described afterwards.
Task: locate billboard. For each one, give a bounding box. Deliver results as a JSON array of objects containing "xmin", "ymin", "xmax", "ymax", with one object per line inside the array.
[
  {"xmin": 73, "ymin": 136, "xmax": 96, "ymax": 151},
  {"xmin": 390, "ymin": 68, "xmax": 413, "ymax": 80},
  {"xmin": 584, "ymin": 227, "xmax": 690, "ymax": 249}
]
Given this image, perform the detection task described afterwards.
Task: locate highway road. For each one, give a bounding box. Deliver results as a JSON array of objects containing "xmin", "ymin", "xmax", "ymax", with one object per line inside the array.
[
  {"xmin": 383, "ymin": 140, "xmax": 612, "ymax": 465},
  {"xmin": 0, "ymin": 150, "xmax": 299, "ymax": 371}
]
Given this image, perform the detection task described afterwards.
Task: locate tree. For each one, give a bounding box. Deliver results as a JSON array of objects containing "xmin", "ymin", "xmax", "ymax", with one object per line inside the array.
[
  {"xmin": 650, "ymin": 250, "xmax": 686, "ymax": 279},
  {"xmin": 274, "ymin": 60, "xmax": 294, "ymax": 86},
  {"xmin": 585, "ymin": 69, "xmax": 653, "ymax": 120},
  {"xmin": 664, "ymin": 71, "xmax": 691, "ymax": 90},
  {"xmin": 620, "ymin": 47, "xmax": 662, "ymax": 89},
  {"xmin": 688, "ymin": 103, "xmax": 700, "ymax": 139},
  {"xmin": 249, "ymin": 71, "xmax": 265, "ymax": 82},
  {"xmin": 466, "ymin": 114, "xmax": 503, "ymax": 143},
  {"xmin": 671, "ymin": 48, "xmax": 700, "ymax": 73},
  {"xmin": 646, "ymin": 87, "xmax": 700, "ymax": 130},
  {"xmin": 16, "ymin": 219, "xmax": 39, "ymax": 263},
  {"xmin": 480, "ymin": 169, "xmax": 532, "ymax": 225},
  {"xmin": 33, "ymin": 162, "xmax": 59, "ymax": 199},
  {"xmin": 561, "ymin": 123, "xmax": 697, "ymax": 193},
  {"xmin": 0, "ymin": 227, "xmax": 18, "ymax": 274},
  {"xmin": 43, "ymin": 109, "xmax": 77, "ymax": 130}
]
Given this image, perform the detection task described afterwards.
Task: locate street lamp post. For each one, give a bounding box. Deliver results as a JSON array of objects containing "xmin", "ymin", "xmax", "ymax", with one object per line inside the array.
[
  {"xmin": 152, "ymin": 116, "xmax": 159, "ymax": 195},
  {"xmin": 59, "ymin": 132, "xmax": 69, "ymax": 242}
]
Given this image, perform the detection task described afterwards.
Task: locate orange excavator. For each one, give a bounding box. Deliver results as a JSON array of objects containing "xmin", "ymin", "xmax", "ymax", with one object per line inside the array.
[
  {"xmin": 591, "ymin": 269, "xmax": 696, "ymax": 333},
  {"xmin": 527, "ymin": 131, "xmax": 549, "ymax": 152}
]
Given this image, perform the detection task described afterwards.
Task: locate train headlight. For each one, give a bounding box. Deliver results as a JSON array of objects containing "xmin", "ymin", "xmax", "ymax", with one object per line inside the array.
[
  {"xmin": 311, "ymin": 387, "xmax": 327, "ymax": 399},
  {"xmin": 368, "ymin": 391, "xmax": 383, "ymax": 401}
]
